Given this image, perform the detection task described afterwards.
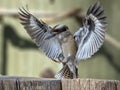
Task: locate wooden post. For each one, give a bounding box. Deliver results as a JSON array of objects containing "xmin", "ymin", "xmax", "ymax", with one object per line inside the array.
[
  {"xmin": 0, "ymin": 76, "xmax": 120, "ymax": 90},
  {"xmin": 62, "ymin": 79, "xmax": 120, "ymax": 90},
  {"xmin": 0, "ymin": 76, "xmax": 61, "ymax": 90}
]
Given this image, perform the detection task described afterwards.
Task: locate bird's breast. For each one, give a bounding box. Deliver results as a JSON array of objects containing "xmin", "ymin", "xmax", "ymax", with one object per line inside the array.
[{"xmin": 61, "ymin": 35, "xmax": 77, "ymax": 59}]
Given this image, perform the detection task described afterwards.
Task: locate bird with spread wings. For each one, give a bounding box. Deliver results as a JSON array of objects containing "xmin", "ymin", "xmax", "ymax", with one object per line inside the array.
[{"xmin": 19, "ymin": 1, "xmax": 107, "ymax": 79}]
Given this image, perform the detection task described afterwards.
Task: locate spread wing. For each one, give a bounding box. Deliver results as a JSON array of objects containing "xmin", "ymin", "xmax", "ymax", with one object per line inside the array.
[
  {"xmin": 19, "ymin": 8, "xmax": 63, "ymax": 62},
  {"xmin": 74, "ymin": 1, "xmax": 107, "ymax": 60}
]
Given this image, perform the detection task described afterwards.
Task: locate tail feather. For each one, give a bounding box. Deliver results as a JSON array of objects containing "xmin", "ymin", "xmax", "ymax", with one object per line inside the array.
[{"xmin": 55, "ymin": 65, "xmax": 73, "ymax": 79}]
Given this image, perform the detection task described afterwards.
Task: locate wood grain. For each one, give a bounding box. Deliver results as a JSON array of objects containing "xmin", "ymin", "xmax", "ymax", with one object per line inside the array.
[
  {"xmin": 0, "ymin": 76, "xmax": 120, "ymax": 90},
  {"xmin": 0, "ymin": 76, "xmax": 61, "ymax": 90},
  {"xmin": 62, "ymin": 78, "xmax": 120, "ymax": 90}
]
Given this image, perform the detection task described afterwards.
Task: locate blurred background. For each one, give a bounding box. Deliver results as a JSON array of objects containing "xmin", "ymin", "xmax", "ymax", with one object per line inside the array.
[{"xmin": 0, "ymin": 0, "xmax": 120, "ymax": 80}]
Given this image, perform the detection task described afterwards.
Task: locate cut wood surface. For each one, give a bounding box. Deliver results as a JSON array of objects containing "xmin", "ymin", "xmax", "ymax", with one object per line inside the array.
[{"xmin": 0, "ymin": 76, "xmax": 120, "ymax": 90}]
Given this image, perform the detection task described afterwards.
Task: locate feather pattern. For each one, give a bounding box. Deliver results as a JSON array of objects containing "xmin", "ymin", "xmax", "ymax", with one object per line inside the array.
[
  {"xmin": 19, "ymin": 8, "xmax": 63, "ymax": 62},
  {"xmin": 55, "ymin": 65, "xmax": 73, "ymax": 79},
  {"xmin": 74, "ymin": 1, "xmax": 107, "ymax": 60}
]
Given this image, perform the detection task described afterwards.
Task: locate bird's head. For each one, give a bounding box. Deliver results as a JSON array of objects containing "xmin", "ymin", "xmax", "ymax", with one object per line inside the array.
[
  {"xmin": 45, "ymin": 24, "xmax": 69, "ymax": 39},
  {"xmin": 52, "ymin": 24, "xmax": 69, "ymax": 34}
]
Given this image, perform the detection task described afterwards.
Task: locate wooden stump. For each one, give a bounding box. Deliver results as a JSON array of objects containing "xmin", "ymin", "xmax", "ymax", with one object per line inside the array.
[
  {"xmin": 62, "ymin": 79, "xmax": 120, "ymax": 90},
  {"xmin": 0, "ymin": 76, "xmax": 120, "ymax": 90},
  {"xmin": 0, "ymin": 76, "xmax": 61, "ymax": 90}
]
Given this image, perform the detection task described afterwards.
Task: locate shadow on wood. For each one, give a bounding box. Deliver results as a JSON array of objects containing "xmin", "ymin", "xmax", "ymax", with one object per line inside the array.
[{"xmin": 0, "ymin": 76, "xmax": 120, "ymax": 90}]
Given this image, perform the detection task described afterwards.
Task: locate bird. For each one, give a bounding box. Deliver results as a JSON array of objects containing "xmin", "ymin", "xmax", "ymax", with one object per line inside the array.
[{"xmin": 18, "ymin": 1, "xmax": 107, "ymax": 79}]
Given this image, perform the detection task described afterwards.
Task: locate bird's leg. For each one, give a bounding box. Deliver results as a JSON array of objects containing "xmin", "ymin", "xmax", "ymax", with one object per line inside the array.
[
  {"xmin": 73, "ymin": 73, "xmax": 77, "ymax": 78},
  {"xmin": 76, "ymin": 67, "xmax": 78, "ymax": 78},
  {"xmin": 75, "ymin": 61, "xmax": 79, "ymax": 78},
  {"xmin": 67, "ymin": 61, "xmax": 77, "ymax": 78},
  {"xmin": 72, "ymin": 66, "xmax": 78, "ymax": 78}
]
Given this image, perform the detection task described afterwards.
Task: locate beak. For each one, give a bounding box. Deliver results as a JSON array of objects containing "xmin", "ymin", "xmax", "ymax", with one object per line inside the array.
[{"xmin": 45, "ymin": 33, "xmax": 56, "ymax": 40}]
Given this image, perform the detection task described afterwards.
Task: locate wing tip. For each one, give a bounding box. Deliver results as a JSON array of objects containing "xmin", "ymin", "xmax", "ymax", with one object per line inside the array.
[
  {"xmin": 87, "ymin": 1, "xmax": 107, "ymax": 26},
  {"xmin": 87, "ymin": 1, "xmax": 106, "ymax": 19},
  {"xmin": 18, "ymin": 7, "xmax": 30, "ymax": 19}
]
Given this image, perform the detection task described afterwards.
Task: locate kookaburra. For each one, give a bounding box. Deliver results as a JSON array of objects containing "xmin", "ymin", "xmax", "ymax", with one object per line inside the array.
[{"xmin": 19, "ymin": 1, "xmax": 107, "ymax": 79}]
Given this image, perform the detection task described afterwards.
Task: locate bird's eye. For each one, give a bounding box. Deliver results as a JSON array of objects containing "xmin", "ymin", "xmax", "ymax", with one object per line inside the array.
[{"xmin": 63, "ymin": 28, "xmax": 66, "ymax": 31}]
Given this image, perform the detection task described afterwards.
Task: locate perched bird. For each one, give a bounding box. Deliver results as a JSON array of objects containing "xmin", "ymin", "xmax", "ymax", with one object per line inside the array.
[{"xmin": 19, "ymin": 1, "xmax": 107, "ymax": 79}]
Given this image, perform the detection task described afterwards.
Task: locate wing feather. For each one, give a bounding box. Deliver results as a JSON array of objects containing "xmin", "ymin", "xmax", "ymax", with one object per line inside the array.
[
  {"xmin": 74, "ymin": 1, "xmax": 107, "ymax": 60},
  {"xmin": 19, "ymin": 8, "xmax": 63, "ymax": 62}
]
